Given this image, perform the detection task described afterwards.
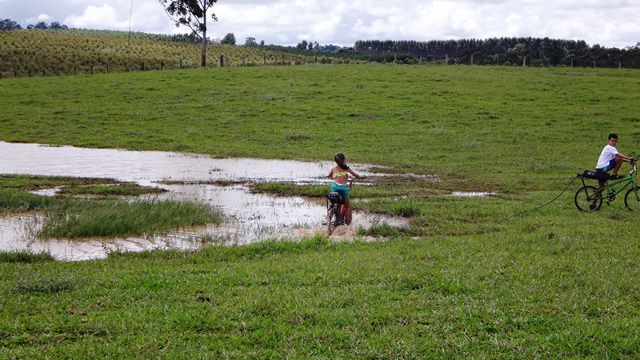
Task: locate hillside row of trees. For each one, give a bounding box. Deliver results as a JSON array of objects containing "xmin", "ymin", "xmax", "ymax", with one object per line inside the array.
[
  {"xmin": 0, "ymin": 29, "xmax": 358, "ymax": 78},
  {"xmin": 354, "ymin": 38, "xmax": 640, "ymax": 68},
  {"xmin": 0, "ymin": 18, "xmax": 68, "ymax": 30}
]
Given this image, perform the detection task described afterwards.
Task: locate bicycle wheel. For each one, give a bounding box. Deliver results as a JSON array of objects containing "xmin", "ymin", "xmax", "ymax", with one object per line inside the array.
[
  {"xmin": 624, "ymin": 187, "xmax": 640, "ymax": 211},
  {"xmin": 327, "ymin": 205, "xmax": 337, "ymax": 235},
  {"xmin": 574, "ymin": 186, "xmax": 602, "ymax": 211}
]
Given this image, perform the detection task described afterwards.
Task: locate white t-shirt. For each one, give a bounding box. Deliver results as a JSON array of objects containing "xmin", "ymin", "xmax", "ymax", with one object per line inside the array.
[{"xmin": 596, "ymin": 144, "xmax": 618, "ymax": 169}]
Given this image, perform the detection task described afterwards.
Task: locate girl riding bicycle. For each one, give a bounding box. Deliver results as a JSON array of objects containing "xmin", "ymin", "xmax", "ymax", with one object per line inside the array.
[{"xmin": 328, "ymin": 152, "xmax": 364, "ymax": 225}]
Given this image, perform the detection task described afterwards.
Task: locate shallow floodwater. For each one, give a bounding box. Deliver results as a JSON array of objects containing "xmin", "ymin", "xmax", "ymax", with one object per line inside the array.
[
  {"xmin": 451, "ymin": 191, "xmax": 497, "ymax": 197},
  {"xmin": 0, "ymin": 142, "xmax": 407, "ymax": 261}
]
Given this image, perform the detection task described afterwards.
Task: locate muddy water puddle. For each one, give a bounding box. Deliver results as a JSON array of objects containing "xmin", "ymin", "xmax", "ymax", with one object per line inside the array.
[
  {"xmin": 0, "ymin": 142, "xmax": 408, "ymax": 261},
  {"xmin": 451, "ymin": 191, "xmax": 497, "ymax": 197}
]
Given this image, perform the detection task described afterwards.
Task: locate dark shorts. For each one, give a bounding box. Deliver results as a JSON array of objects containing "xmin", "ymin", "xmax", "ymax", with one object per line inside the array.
[{"xmin": 596, "ymin": 159, "xmax": 616, "ymax": 173}]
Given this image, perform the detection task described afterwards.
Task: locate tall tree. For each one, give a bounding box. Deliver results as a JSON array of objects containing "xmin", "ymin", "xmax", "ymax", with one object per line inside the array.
[
  {"xmin": 0, "ymin": 18, "xmax": 22, "ymax": 30},
  {"xmin": 221, "ymin": 33, "xmax": 236, "ymax": 45},
  {"xmin": 244, "ymin": 37, "xmax": 257, "ymax": 47},
  {"xmin": 159, "ymin": 0, "xmax": 218, "ymax": 67}
]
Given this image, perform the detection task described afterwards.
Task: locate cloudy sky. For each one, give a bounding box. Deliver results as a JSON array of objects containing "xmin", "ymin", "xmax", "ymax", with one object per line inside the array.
[{"xmin": 1, "ymin": 0, "xmax": 638, "ymax": 48}]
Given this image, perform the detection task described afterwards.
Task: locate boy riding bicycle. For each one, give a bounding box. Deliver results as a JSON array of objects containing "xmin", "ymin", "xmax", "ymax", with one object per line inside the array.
[{"xmin": 596, "ymin": 133, "xmax": 635, "ymax": 187}]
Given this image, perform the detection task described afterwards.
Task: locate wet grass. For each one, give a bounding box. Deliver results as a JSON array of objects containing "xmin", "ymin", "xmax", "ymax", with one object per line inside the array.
[
  {"xmin": 0, "ymin": 251, "xmax": 55, "ymax": 263},
  {"xmin": 0, "ymin": 174, "xmax": 116, "ymax": 190},
  {"xmin": 251, "ymin": 180, "xmax": 444, "ymax": 198},
  {"xmin": 0, "ymin": 175, "xmax": 219, "ymax": 238},
  {"xmin": 0, "ymin": 189, "xmax": 57, "ymax": 211},
  {"xmin": 0, "ymin": 174, "xmax": 164, "ymax": 198},
  {"xmin": 39, "ymin": 199, "xmax": 219, "ymax": 239},
  {"xmin": 56, "ymin": 183, "xmax": 166, "ymax": 197}
]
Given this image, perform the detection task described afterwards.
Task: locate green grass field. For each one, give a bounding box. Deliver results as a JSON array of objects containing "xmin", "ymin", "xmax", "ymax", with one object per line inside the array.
[
  {"xmin": 1, "ymin": 64, "xmax": 639, "ymax": 191},
  {"xmin": 1, "ymin": 64, "xmax": 640, "ymax": 357}
]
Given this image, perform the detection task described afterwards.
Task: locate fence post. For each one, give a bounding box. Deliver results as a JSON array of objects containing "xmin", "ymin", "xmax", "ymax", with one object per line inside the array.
[
  {"xmin": 141, "ymin": 62, "xmax": 145, "ymax": 71},
  {"xmin": 90, "ymin": 65, "xmax": 93, "ymax": 74},
  {"xmin": 220, "ymin": 55, "xmax": 224, "ymax": 67},
  {"xmin": 180, "ymin": 58, "xmax": 183, "ymax": 69},
  {"xmin": 160, "ymin": 60, "xmax": 163, "ymax": 70}
]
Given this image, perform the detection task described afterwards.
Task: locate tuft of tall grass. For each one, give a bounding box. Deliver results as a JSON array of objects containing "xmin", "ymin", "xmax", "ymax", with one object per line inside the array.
[
  {"xmin": 16, "ymin": 273, "xmax": 77, "ymax": 293},
  {"xmin": 39, "ymin": 199, "xmax": 220, "ymax": 238},
  {"xmin": 357, "ymin": 223, "xmax": 401, "ymax": 237},
  {"xmin": 0, "ymin": 174, "xmax": 116, "ymax": 190},
  {"xmin": 0, "ymin": 189, "xmax": 56, "ymax": 211},
  {"xmin": 0, "ymin": 251, "xmax": 55, "ymax": 263},
  {"xmin": 57, "ymin": 183, "xmax": 166, "ymax": 197},
  {"xmin": 360, "ymin": 197, "xmax": 422, "ymax": 217}
]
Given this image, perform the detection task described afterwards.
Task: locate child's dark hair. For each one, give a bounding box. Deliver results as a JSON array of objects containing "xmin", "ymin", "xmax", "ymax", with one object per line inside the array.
[
  {"xmin": 609, "ymin": 133, "xmax": 618, "ymax": 140},
  {"xmin": 334, "ymin": 152, "xmax": 349, "ymax": 170}
]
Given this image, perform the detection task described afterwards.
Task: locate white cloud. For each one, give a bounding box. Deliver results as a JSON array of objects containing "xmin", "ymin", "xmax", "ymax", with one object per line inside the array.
[
  {"xmin": 1, "ymin": 0, "xmax": 638, "ymax": 48},
  {"xmin": 25, "ymin": 13, "xmax": 50, "ymax": 24},
  {"xmin": 65, "ymin": 4, "xmax": 129, "ymax": 29}
]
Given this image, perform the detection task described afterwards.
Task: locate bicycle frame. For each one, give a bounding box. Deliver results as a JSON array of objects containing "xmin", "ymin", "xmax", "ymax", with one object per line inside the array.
[
  {"xmin": 580, "ymin": 162, "xmax": 638, "ymax": 200},
  {"xmin": 326, "ymin": 177, "xmax": 355, "ymax": 234}
]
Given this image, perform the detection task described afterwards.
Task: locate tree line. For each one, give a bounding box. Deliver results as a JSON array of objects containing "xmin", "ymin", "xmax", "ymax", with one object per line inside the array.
[
  {"xmin": 354, "ymin": 38, "xmax": 640, "ymax": 68},
  {"xmin": 0, "ymin": 18, "xmax": 68, "ymax": 30}
]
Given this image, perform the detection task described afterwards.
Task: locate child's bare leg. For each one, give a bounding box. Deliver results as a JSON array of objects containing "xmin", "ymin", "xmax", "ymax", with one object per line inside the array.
[
  {"xmin": 613, "ymin": 158, "xmax": 623, "ymax": 174},
  {"xmin": 344, "ymin": 199, "xmax": 352, "ymax": 225}
]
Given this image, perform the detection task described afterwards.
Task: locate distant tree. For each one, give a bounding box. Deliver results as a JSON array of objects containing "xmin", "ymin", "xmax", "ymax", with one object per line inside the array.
[
  {"xmin": 260, "ymin": 40, "xmax": 265, "ymax": 47},
  {"xmin": 221, "ymin": 32, "xmax": 236, "ymax": 45},
  {"xmin": 349, "ymin": 38, "xmax": 640, "ymax": 68},
  {"xmin": 49, "ymin": 21, "xmax": 68, "ymax": 30},
  {"xmin": 0, "ymin": 18, "xmax": 22, "ymax": 30},
  {"xmin": 159, "ymin": 0, "xmax": 218, "ymax": 67},
  {"xmin": 27, "ymin": 21, "xmax": 49, "ymax": 30},
  {"xmin": 244, "ymin": 36, "xmax": 257, "ymax": 47},
  {"xmin": 509, "ymin": 43, "xmax": 527, "ymax": 66},
  {"xmin": 297, "ymin": 40, "xmax": 308, "ymax": 51},
  {"xmin": 319, "ymin": 44, "xmax": 339, "ymax": 52}
]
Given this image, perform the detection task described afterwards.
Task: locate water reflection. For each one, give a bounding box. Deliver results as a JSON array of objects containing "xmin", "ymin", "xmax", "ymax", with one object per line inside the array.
[{"xmin": 0, "ymin": 142, "xmax": 407, "ymax": 260}]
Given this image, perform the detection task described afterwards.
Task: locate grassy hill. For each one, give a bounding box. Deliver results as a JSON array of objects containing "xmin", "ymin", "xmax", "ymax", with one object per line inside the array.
[
  {"xmin": 2, "ymin": 64, "xmax": 640, "ymax": 357},
  {"xmin": 0, "ymin": 29, "xmax": 354, "ymax": 78}
]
